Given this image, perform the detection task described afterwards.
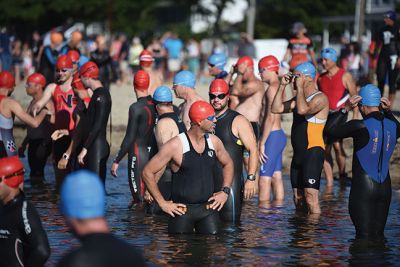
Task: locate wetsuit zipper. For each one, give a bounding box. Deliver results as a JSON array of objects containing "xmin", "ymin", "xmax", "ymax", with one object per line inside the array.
[{"xmin": 378, "ymin": 120, "xmax": 384, "ymax": 182}]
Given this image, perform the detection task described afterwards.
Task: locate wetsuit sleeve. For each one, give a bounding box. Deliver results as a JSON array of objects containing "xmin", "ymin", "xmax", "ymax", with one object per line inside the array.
[
  {"xmin": 384, "ymin": 111, "xmax": 400, "ymax": 138},
  {"xmin": 113, "ymin": 104, "xmax": 139, "ymax": 163},
  {"xmin": 44, "ymin": 46, "xmax": 56, "ymax": 66},
  {"xmin": 21, "ymin": 202, "xmax": 50, "ymax": 267},
  {"xmin": 325, "ymin": 115, "xmax": 366, "ymax": 139},
  {"xmin": 83, "ymin": 93, "xmax": 110, "ymax": 150}
]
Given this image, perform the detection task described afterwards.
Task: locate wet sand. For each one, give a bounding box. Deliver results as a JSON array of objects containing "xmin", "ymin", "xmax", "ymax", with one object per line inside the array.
[{"xmin": 12, "ymin": 80, "xmax": 400, "ymax": 187}]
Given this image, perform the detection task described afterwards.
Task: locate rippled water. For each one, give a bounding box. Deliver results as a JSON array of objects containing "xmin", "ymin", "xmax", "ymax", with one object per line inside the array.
[{"xmin": 22, "ymin": 158, "xmax": 400, "ymax": 266}]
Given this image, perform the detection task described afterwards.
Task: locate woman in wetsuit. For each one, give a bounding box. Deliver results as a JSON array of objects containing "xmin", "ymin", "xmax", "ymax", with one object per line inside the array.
[
  {"xmin": 77, "ymin": 62, "xmax": 111, "ymax": 183},
  {"xmin": 326, "ymin": 84, "xmax": 400, "ymax": 239}
]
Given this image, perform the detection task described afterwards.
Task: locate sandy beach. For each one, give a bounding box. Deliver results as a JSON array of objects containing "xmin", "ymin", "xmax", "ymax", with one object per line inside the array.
[{"xmin": 11, "ymin": 79, "xmax": 400, "ymax": 187}]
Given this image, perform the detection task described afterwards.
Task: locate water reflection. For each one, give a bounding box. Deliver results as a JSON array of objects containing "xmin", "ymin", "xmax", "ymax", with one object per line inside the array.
[{"xmin": 21, "ymin": 158, "xmax": 400, "ymax": 266}]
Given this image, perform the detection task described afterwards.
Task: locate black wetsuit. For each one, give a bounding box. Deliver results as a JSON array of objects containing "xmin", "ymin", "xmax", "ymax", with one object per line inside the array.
[
  {"xmin": 169, "ymin": 132, "xmax": 220, "ymax": 234},
  {"xmin": 82, "ymin": 87, "xmax": 111, "ymax": 183},
  {"xmin": 0, "ymin": 193, "xmax": 50, "ymax": 267},
  {"xmin": 70, "ymin": 98, "xmax": 89, "ymax": 170},
  {"xmin": 326, "ymin": 111, "xmax": 400, "ymax": 239},
  {"xmin": 375, "ymin": 24, "xmax": 400, "ymax": 95},
  {"xmin": 214, "ymin": 109, "xmax": 244, "ymax": 222},
  {"xmin": 114, "ymin": 96, "xmax": 156, "ymax": 203},
  {"xmin": 146, "ymin": 111, "xmax": 186, "ymax": 214},
  {"xmin": 25, "ymin": 109, "xmax": 53, "ymax": 182},
  {"xmin": 56, "ymin": 233, "xmax": 146, "ymax": 267}
]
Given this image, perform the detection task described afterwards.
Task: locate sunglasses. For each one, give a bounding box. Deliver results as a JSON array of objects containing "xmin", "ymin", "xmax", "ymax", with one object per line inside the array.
[
  {"xmin": 56, "ymin": 69, "xmax": 71, "ymax": 73},
  {"xmin": 208, "ymin": 63, "xmax": 216, "ymax": 68},
  {"xmin": 206, "ymin": 115, "xmax": 216, "ymax": 121},
  {"xmin": 0, "ymin": 169, "xmax": 25, "ymax": 183},
  {"xmin": 209, "ymin": 93, "xmax": 227, "ymax": 100}
]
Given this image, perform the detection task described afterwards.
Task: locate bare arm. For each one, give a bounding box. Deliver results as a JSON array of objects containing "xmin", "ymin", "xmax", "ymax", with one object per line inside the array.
[
  {"xmin": 271, "ymin": 74, "xmax": 296, "ymax": 114},
  {"xmin": 213, "ymin": 136, "xmax": 234, "ymax": 189},
  {"xmin": 295, "ymin": 76, "xmax": 327, "ymax": 116},
  {"xmin": 32, "ymin": 84, "xmax": 55, "ymax": 115},
  {"xmin": 45, "ymin": 100, "xmax": 55, "ymax": 124},
  {"xmin": 342, "ymin": 72, "xmax": 359, "ymax": 119},
  {"xmin": 11, "ymin": 99, "xmax": 47, "ymax": 128}
]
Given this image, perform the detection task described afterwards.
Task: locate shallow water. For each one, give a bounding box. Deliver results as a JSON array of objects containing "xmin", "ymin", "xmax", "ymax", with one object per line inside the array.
[{"xmin": 22, "ymin": 158, "xmax": 400, "ymax": 266}]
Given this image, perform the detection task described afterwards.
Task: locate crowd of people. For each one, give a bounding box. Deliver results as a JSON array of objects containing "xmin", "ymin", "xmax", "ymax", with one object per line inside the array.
[{"xmin": 1, "ymin": 11, "xmax": 400, "ymax": 266}]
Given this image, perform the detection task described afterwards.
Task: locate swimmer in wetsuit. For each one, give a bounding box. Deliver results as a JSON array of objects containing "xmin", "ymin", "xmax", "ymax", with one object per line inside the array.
[
  {"xmin": 209, "ymin": 79, "xmax": 258, "ymax": 222},
  {"xmin": 143, "ymin": 101, "xmax": 234, "ymax": 234},
  {"xmin": 0, "ymin": 71, "xmax": 49, "ymax": 159},
  {"xmin": 0, "ymin": 156, "xmax": 50, "ymax": 267},
  {"xmin": 325, "ymin": 84, "xmax": 400, "ymax": 239},
  {"xmin": 111, "ymin": 70, "xmax": 156, "ymax": 203},
  {"xmin": 258, "ymin": 56, "xmax": 287, "ymax": 204},
  {"xmin": 77, "ymin": 62, "xmax": 111, "ymax": 184},
  {"xmin": 58, "ymin": 170, "xmax": 146, "ymax": 267},
  {"xmin": 272, "ymin": 62, "xmax": 329, "ymax": 214},
  {"xmin": 19, "ymin": 73, "xmax": 55, "ymax": 184},
  {"xmin": 144, "ymin": 85, "xmax": 186, "ymax": 213}
]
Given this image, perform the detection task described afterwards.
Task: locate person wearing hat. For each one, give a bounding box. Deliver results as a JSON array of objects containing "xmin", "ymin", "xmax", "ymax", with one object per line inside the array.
[
  {"xmin": 0, "ymin": 71, "xmax": 49, "ymax": 159},
  {"xmin": 258, "ymin": 56, "xmax": 287, "ymax": 204},
  {"xmin": 76, "ymin": 62, "xmax": 111, "ymax": 184},
  {"xmin": 373, "ymin": 10, "xmax": 400, "ymax": 106},
  {"xmin": 0, "ymin": 156, "xmax": 50, "ymax": 267},
  {"xmin": 272, "ymin": 62, "xmax": 329, "ymax": 214},
  {"xmin": 111, "ymin": 70, "xmax": 157, "ymax": 204},
  {"xmin": 57, "ymin": 170, "xmax": 146, "ymax": 267},
  {"xmin": 207, "ymin": 53, "xmax": 229, "ymax": 81},
  {"xmin": 282, "ymin": 22, "xmax": 317, "ymax": 71},
  {"xmin": 32, "ymin": 55, "xmax": 77, "ymax": 189},
  {"xmin": 18, "ymin": 73, "xmax": 55, "ymax": 184},
  {"xmin": 209, "ymin": 79, "xmax": 258, "ymax": 222},
  {"xmin": 143, "ymin": 101, "xmax": 233, "ymax": 234},
  {"xmin": 325, "ymin": 84, "xmax": 400, "ymax": 239},
  {"xmin": 318, "ymin": 47, "xmax": 358, "ymax": 187},
  {"xmin": 144, "ymin": 85, "xmax": 186, "ymax": 213},
  {"xmin": 172, "ymin": 70, "xmax": 204, "ymax": 130}
]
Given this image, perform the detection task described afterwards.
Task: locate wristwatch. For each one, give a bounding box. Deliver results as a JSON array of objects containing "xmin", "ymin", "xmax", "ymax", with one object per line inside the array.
[
  {"xmin": 247, "ymin": 174, "xmax": 256, "ymax": 181},
  {"xmin": 62, "ymin": 153, "xmax": 70, "ymax": 160},
  {"xmin": 221, "ymin": 186, "xmax": 231, "ymax": 195},
  {"xmin": 340, "ymin": 108, "xmax": 348, "ymax": 114}
]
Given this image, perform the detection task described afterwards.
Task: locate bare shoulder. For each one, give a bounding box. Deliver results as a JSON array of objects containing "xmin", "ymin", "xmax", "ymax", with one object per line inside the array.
[
  {"xmin": 44, "ymin": 83, "xmax": 57, "ymax": 93},
  {"xmin": 233, "ymin": 114, "xmax": 250, "ymax": 125}
]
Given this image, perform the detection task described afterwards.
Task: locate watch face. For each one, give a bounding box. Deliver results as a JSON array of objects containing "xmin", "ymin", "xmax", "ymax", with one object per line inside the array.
[{"xmin": 222, "ymin": 187, "xmax": 230, "ymax": 194}]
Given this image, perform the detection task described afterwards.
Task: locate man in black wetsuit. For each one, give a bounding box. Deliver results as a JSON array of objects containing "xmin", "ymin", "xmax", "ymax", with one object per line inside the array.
[
  {"xmin": 144, "ymin": 85, "xmax": 186, "ymax": 212},
  {"xmin": 0, "ymin": 156, "xmax": 50, "ymax": 267},
  {"xmin": 143, "ymin": 100, "xmax": 234, "ymax": 234},
  {"xmin": 209, "ymin": 79, "xmax": 258, "ymax": 222},
  {"xmin": 111, "ymin": 70, "xmax": 157, "ymax": 203},
  {"xmin": 77, "ymin": 62, "xmax": 111, "ymax": 184},
  {"xmin": 58, "ymin": 170, "xmax": 146, "ymax": 267},
  {"xmin": 373, "ymin": 10, "xmax": 400, "ymax": 105},
  {"xmin": 326, "ymin": 84, "xmax": 400, "ymax": 239}
]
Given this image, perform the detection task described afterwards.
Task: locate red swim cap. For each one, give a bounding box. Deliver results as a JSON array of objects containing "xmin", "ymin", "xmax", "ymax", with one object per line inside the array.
[
  {"xmin": 133, "ymin": 70, "xmax": 150, "ymax": 91},
  {"xmin": 258, "ymin": 55, "xmax": 279, "ymax": 72},
  {"xmin": 56, "ymin": 55, "xmax": 73, "ymax": 70},
  {"xmin": 67, "ymin": 50, "xmax": 80, "ymax": 63},
  {"xmin": 0, "ymin": 156, "xmax": 24, "ymax": 188},
  {"xmin": 80, "ymin": 61, "xmax": 99, "ymax": 79},
  {"xmin": 71, "ymin": 73, "xmax": 85, "ymax": 91},
  {"xmin": 209, "ymin": 79, "xmax": 229, "ymax": 94},
  {"xmin": 0, "ymin": 71, "xmax": 15, "ymax": 89},
  {"xmin": 27, "ymin": 73, "xmax": 46, "ymax": 88},
  {"xmin": 139, "ymin": 50, "xmax": 154, "ymax": 67},
  {"xmin": 236, "ymin": 56, "xmax": 254, "ymax": 68},
  {"xmin": 189, "ymin": 101, "xmax": 215, "ymax": 124}
]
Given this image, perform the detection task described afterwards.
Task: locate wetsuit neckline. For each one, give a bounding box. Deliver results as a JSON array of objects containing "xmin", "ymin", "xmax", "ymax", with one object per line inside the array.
[
  {"xmin": 216, "ymin": 109, "xmax": 230, "ymax": 121},
  {"xmin": 2, "ymin": 191, "xmax": 24, "ymax": 209},
  {"xmin": 364, "ymin": 111, "xmax": 384, "ymax": 120},
  {"xmin": 184, "ymin": 132, "xmax": 207, "ymax": 155}
]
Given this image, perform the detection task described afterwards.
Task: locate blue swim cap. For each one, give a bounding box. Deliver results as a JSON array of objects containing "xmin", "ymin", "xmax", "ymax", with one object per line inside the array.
[
  {"xmin": 384, "ymin": 10, "xmax": 397, "ymax": 21},
  {"xmin": 321, "ymin": 47, "xmax": 337, "ymax": 62},
  {"xmin": 173, "ymin": 70, "xmax": 196, "ymax": 89},
  {"xmin": 78, "ymin": 55, "xmax": 89, "ymax": 69},
  {"xmin": 153, "ymin": 86, "xmax": 173, "ymax": 103},
  {"xmin": 60, "ymin": 170, "xmax": 105, "ymax": 219},
  {"xmin": 359, "ymin": 84, "xmax": 381, "ymax": 107},
  {"xmin": 294, "ymin": 62, "xmax": 317, "ymax": 79},
  {"xmin": 208, "ymin": 53, "xmax": 226, "ymax": 70}
]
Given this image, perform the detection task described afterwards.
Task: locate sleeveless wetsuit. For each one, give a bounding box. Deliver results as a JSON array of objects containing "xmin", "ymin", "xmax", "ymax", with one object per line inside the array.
[
  {"xmin": 291, "ymin": 92, "xmax": 326, "ymax": 190},
  {"xmin": 169, "ymin": 132, "xmax": 220, "ymax": 234},
  {"xmin": 114, "ymin": 96, "xmax": 156, "ymax": 203},
  {"xmin": 146, "ymin": 111, "xmax": 186, "ymax": 214},
  {"xmin": 52, "ymin": 84, "xmax": 77, "ymax": 189},
  {"xmin": 0, "ymin": 193, "xmax": 50, "ymax": 267},
  {"xmin": 56, "ymin": 233, "xmax": 146, "ymax": 267},
  {"xmin": 318, "ymin": 69, "xmax": 349, "ymax": 144},
  {"xmin": 375, "ymin": 23, "xmax": 400, "ymax": 95},
  {"xmin": 214, "ymin": 109, "xmax": 244, "ymax": 222},
  {"xmin": 82, "ymin": 87, "xmax": 111, "ymax": 183},
  {"xmin": 26, "ymin": 103, "xmax": 53, "ymax": 181},
  {"xmin": 287, "ymin": 35, "xmax": 313, "ymax": 70},
  {"xmin": 326, "ymin": 111, "xmax": 400, "ymax": 239},
  {"xmin": 0, "ymin": 96, "xmax": 17, "ymax": 158}
]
